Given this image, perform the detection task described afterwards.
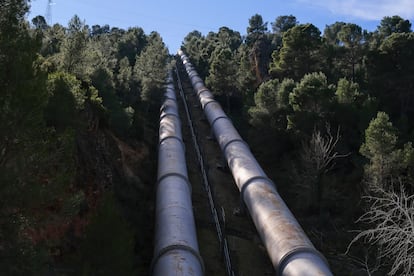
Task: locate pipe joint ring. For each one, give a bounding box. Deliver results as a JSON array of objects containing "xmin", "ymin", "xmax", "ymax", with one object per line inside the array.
[
  {"xmin": 277, "ymin": 247, "xmax": 330, "ymax": 276},
  {"xmin": 197, "ymin": 88, "xmax": 211, "ymax": 97},
  {"xmin": 221, "ymin": 138, "xmax": 247, "ymax": 155},
  {"xmin": 163, "ymin": 95, "xmax": 177, "ymax": 102},
  {"xmin": 158, "ymin": 135, "xmax": 184, "ymax": 148},
  {"xmin": 210, "ymin": 115, "xmax": 230, "ymax": 129},
  {"xmin": 157, "ymin": 172, "xmax": 191, "ymax": 192},
  {"xmin": 240, "ymin": 176, "xmax": 276, "ymax": 205},
  {"xmin": 159, "ymin": 112, "xmax": 180, "ymax": 122},
  {"xmin": 151, "ymin": 244, "xmax": 205, "ymax": 275},
  {"xmin": 202, "ymin": 98, "xmax": 218, "ymax": 110}
]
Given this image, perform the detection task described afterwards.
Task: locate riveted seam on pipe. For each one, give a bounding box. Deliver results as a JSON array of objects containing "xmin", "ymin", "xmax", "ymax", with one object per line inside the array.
[
  {"xmin": 277, "ymin": 247, "xmax": 331, "ymax": 276},
  {"xmin": 160, "ymin": 103, "xmax": 178, "ymax": 114},
  {"xmin": 192, "ymin": 79, "xmax": 204, "ymax": 86},
  {"xmin": 158, "ymin": 135, "xmax": 184, "ymax": 148},
  {"xmin": 239, "ymin": 175, "xmax": 277, "ymax": 204},
  {"xmin": 210, "ymin": 115, "xmax": 230, "ymax": 129},
  {"xmin": 159, "ymin": 112, "xmax": 180, "ymax": 122},
  {"xmin": 150, "ymin": 244, "xmax": 205, "ymax": 275},
  {"xmin": 156, "ymin": 172, "xmax": 192, "ymax": 192},
  {"xmin": 196, "ymin": 88, "xmax": 211, "ymax": 97},
  {"xmin": 158, "ymin": 135, "xmax": 184, "ymax": 149},
  {"xmin": 163, "ymin": 96, "xmax": 177, "ymax": 102},
  {"xmin": 201, "ymin": 98, "xmax": 217, "ymax": 110},
  {"xmin": 221, "ymin": 138, "xmax": 248, "ymax": 157}
]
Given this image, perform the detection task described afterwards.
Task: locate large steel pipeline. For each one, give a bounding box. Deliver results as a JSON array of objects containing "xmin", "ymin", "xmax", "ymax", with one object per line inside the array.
[
  {"xmin": 177, "ymin": 50, "xmax": 333, "ymax": 276},
  {"xmin": 152, "ymin": 71, "xmax": 204, "ymax": 276}
]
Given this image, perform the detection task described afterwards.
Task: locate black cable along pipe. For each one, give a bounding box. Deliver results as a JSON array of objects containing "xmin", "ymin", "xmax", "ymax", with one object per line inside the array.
[
  {"xmin": 177, "ymin": 49, "xmax": 333, "ymax": 276},
  {"xmin": 174, "ymin": 62, "xmax": 235, "ymax": 276}
]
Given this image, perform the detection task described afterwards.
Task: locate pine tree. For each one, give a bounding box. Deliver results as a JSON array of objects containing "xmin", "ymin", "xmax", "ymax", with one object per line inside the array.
[
  {"xmin": 134, "ymin": 32, "xmax": 168, "ymax": 104},
  {"xmin": 206, "ymin": 46, "xmax": 238, "ymax": 112}
]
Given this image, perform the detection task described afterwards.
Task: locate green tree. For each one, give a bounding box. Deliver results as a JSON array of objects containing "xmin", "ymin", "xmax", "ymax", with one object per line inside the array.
[
  {"xmin": 92, "ymin": 67, "xmax": 131, "ymax": 135},
  {"xmin": 332, "ymin": 78, "xmax": 375, "ymax": 157},
  {"xmin": 369, "ymin": 16, "xmax": 412, "ymax": 49},
  {"xmin": 31, "ymin": 15, "xmax": 48, "ymax": 30},
  {"xmin": 248, "ymin": 79, "xmax": 279, "ymax": 128},
  {"xmin": 44, "ymin": 72, "xmax": 86, "ymax": 131},
  {"xmin": 278, "ymin": 78, "xmax": 296, "ymax": 110},
  {"xmin": 217, "ymin": 26, "xmax": 242, "ymax": 51},
  {"xmin": 182, "ymin": 30, "xmax": 210, "ymax": 77},
  {"xmin": 0, "ymin": 0, "xmax": 48, "ymax": 175},
  {"xmin": 236, "ymin": 44, "xmax": 257, "ymax": 107},
  {"xmin": 378, "ymin": 15, "xmax": 412, "ymax": 37},
  {"xmin": 270, "ymin": 24, "xmax": 322, "ymax": 80},
  {"xmin": 337, "ymin": 23, "xmax": 365, "ymax": 81},
  {"xmin": 335, "ymin": 78, "xmax": 360, "ymax": 104},
  {"xmin": 134, "ymin": 32, "xmax": 168, "ymax": 105},
  {"xmin": 248, "ymin": 78, "xmax": 294, "ymax": 130},
  {"xmin": 40, "ymin": 23, "xmax": 66, "ymax": 58},
  {"xmin": 90, "ymin": 24, "xmax": 110, "ymax": 37},
  {"xmin": 86, "ymin": 29, "xmax": 118, "ymax": 77},
  {"xmin": 246, "ymin": 13, "xmax": 268, "ymax": 46},
  {"xmin": 117, "ymin": 27, "xmax": 147, "ymax": 66},
  {"xmin": 359, "ymin": 112, "xmax": 414, "ymax": 190},
  {"xmin": 0, "ymin": 1, "xmax": 79, "ymax": 273},
  {"xmin": 0, "ymin": 1, "xmax": 48, "ymax": 272},
  {"xmin": 288, "ymin": 72, "xmax": 334, "ymax": 133},
  {"xmin": 350, "ymin": 112, "xmax": 414, "ymax": 275},
  {"xmin": 360, "ymin": 112, "xmax": 397, "ymax": 162},
  {"xmin": 246, "ymin": 14, "xmax": 272, "ymax": 83},
  {"xmin": 60, "ymin": 15, "xmax": 89, "ymax": 77},
  {"xmin": 322, "ymin": 22, "xmax": 347, "ymax": 81},
  {"xmin": 323, "ymin": 22, "xmax": 346, "ymax": 46},
  {"xmin": 270, "ymin": 15, "xmax": 298, "ymax": 49},
  {"xmin": 116, "ymin": 56, "xmax": 140, "ymax": 106},
  {"xmin": 271, "ymin": 15, "xmax": 298, "ymax": 35},
  {"xmin": 367, "ymin": 33, "xmax": 414, "ymax": 121},
  {"xmin": 206, "ymin": 46, "xmax": 238, "ymax": 112}
]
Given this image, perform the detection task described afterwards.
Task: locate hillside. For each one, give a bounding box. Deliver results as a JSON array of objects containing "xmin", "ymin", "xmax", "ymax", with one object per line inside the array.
[{"xmin": 1, "ymin": 1, "xmax": 414, "ymax": 275}]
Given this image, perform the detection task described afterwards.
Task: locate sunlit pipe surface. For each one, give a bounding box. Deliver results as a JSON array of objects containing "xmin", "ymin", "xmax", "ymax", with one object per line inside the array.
[
  {"xmin": 152, "ymin": 71, "xmax": 204, "ymax": 276},
  {"xmin": 177, "ymin": 49, "xmax": 333, "ymax": 276}
]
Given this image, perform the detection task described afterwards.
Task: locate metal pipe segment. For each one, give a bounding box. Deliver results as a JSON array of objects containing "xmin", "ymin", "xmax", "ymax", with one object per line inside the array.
[
  {"xmin": 177, "ymin": 50, "xmax": 333, "ymax": 276},
  {"xmin": 152, "ymin": 71, "xmax": 204, "ymax": 276}
]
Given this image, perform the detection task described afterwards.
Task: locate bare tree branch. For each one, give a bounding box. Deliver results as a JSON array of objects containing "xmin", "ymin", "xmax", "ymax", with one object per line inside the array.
[
  {"xmin": 295, "ymin": 124, "xmax": 350, "ymax": 210},
  {"xmin": 347, "ymin": 184, "xmax": 414, "ymax": 276},
  {"xmin": 301, "ymin": 124, "xmax": 350, "ymax": 174}
]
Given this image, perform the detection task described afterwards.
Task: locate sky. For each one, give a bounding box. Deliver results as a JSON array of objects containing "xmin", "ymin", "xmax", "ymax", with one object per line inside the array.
[{"xmin": 28, "ymin": 0, "xmax": 414, "ymax": 53}]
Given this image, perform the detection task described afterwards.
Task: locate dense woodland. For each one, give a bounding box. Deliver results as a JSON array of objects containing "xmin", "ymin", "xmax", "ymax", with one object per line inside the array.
[
  {"xmin": 1, "ymin": 0, "xmax": 168, "ymax": 274},
  {"xmin": 1, "ymin": 0, "xmax": 414, "ymax": 275}
]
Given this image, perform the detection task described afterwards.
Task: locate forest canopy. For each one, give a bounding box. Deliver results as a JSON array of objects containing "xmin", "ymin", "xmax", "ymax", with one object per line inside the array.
[{"xmin": 182, "ymin": 13, "xmax": 414, "ymax": 276}]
